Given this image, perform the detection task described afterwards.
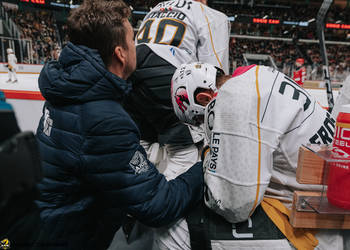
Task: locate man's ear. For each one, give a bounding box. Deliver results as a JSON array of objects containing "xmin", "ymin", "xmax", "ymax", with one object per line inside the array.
[
  {"xmin": 196, "ymin": 92, "xmax": 214, "ymax": 106},
  {"xmin": 114, "ymin": 46, "xmax": 125, "ymax": 66}
]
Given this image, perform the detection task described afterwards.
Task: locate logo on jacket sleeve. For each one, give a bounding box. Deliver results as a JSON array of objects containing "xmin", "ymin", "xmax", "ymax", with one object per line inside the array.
[
  {"xmin": 129, "ymin": 151, "xmax": 150, "ymax": 174},
  {"xmin": 43, "ymin": 107, "xmax": 53, "ymax": 137},
  {"xmin": 175, "ymin": 86, "xmax": 189, "ymax": 113}
]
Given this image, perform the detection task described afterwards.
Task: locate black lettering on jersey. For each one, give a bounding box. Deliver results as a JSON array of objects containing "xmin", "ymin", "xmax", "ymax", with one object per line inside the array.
[
  {"xmin": 207, "ymin": 99, "xmax": 216, "ymax": 131},
  {"xmin": 175, "ymin": 0, "xmax": 186, "ymax": 8},
  {"xmin": 177, "ymin": 12, "xmax": 186, "ymax": 21},
  {"xmin": 309, "ymin": 134, "xmax": 320, "ymax": 144},
  {"xmin": 154, "ymin": 0, "xmax": 191, "ymax": 10},
  {"xmin": 159, "ymin": 12, "xmax": 167, "ymax": 18},
  {"xmin": 179, "ymin": 67, "xmax": 185, "ymax": 79},
  {"xmin": 210, "ymin": 161, "xmax": 217, "ymax": 170},
  {"xmin": 209, "ymin": 133, "xmax": 220, "ymax": 172},
  {"xmin": 137, "ymin": 17, "xmax": 187, "ymax": 47},
  {"xmin": 167, "ymin": 11, "xmax": 176, "ymax": 18},
  {"xmin": 318, "ymin": 126, "xmax": 333, "ymax": 144},
  {"xmin": 148, "ymin": 10, "xmax": 187, "ymax": 21},
  {"xmin": 207, "ymin": 99, "xmax": 216, "ymax": 111},
  {"xmin": 155, "ymin": 1, "xmax": 176, "ymax": 9},
  {"xmin": 324, "ymin": 112, "xmax": 335, "ymax": 137},
  {"xmin": 136, "ymin": 19, "xmax": 154, "ymax": 44},
  {"xmin": 278, "ymin": 77, "xmax": 311, "ymax": 111},
  {"xmin": 155, "ymin": 18, "xmax": 186, "ymax": 47},
  {"xmin": 187, "ymin": 1, "xmax": 192, "ymax": 9},
  {"xmin": 154, "ymin": 12, "xmax": 163, "ymax": 19},
  {"xmin": 309, "ymin": 113, "xmax": 335, "ymax": 144}
]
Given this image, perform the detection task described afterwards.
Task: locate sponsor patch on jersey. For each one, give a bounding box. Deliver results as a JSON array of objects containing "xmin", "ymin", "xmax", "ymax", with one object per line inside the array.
[
  {"xmin": 309, "ymin": 112, "xmax": 335, "ymax": 144},
  {"xmin": 129, "ymin": 151, "xmax": 150, "ymax": 174},
  {"xmin": 175, "ymin": 86, "xmax": 189, "ymax": 113},
  {"xmin": 206, "ymin": 99, "xmax": 216, "ymax": 131},
  {"xmin": 209, "ymin": 132, "xmax": 220, "ymax": 173}
]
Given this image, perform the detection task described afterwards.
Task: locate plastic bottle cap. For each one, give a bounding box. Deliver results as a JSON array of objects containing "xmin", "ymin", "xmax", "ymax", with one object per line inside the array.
[{"xmin": 339, "ymin": 104, "xmax": 350, "ymax": 114}]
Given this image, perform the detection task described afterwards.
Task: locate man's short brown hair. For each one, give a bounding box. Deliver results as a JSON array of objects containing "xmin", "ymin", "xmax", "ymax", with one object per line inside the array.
[{"xmin": 67, "ymin": 0, "xmax": 131, "ymax": 67}]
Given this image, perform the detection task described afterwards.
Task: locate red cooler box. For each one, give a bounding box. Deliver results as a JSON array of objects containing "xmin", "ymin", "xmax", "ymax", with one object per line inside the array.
[{"xmin": 328, "ymin": 104, "xmax": 350, "ymax": 210}]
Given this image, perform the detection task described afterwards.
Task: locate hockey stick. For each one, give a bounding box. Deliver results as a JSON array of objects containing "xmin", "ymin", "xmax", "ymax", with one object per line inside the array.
[{"xmin": 316, "ymin": 0, "xmax": 334, "ymax": 112}]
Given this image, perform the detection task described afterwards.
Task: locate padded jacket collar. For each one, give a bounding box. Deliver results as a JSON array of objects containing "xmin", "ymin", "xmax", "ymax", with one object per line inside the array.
[{"xmin": 39, "ymin": 42, "xmax": 131, "ymax": 105}]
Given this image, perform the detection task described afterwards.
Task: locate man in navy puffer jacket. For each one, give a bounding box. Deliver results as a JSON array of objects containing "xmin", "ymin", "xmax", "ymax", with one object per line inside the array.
[{"xmin": 34, "ymin": 1, "xmax": 203, "ymax": 249}]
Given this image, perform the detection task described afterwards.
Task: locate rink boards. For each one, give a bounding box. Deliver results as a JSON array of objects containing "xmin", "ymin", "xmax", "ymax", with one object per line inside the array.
[{"xmin": 0, "ymin": 72, "xmax": 340, "ymax": 132}]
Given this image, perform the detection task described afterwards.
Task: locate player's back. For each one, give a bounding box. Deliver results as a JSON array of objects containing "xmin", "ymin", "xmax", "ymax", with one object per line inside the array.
[
  {"xmin": 205, "ymin": 65, "xmax": 334, "ymax": 211},
  {"xmin": 136, "ymin": 0, "xmax": 229, "ymax": 70}
]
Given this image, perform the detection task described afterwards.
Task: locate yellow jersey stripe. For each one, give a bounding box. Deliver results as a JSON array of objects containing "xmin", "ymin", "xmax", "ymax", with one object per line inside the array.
[
  {"xmin": 250, "ymin": 65, "xmax": 262, "ymax": 217},
  {"xmin": 200, "ymin": 4, "xmax": 223, "ymax": 69}
]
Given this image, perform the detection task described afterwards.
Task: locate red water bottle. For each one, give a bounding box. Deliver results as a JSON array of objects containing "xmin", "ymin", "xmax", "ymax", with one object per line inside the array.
[{"xmin": 328, "ymin": 104, "xmax": 350, "ymax": 210}]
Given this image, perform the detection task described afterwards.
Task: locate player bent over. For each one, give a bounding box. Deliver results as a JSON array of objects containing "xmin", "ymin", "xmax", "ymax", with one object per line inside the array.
[{"xmin": 169, "ymin": 62, "xmax": 344, "ymax": 250}]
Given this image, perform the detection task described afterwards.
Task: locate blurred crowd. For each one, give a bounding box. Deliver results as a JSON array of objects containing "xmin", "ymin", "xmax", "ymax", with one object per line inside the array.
[
  {"xmin": 4, "ymin": 6, "xmax": 61, "ymax": 64},
  {"xmin": 230, "ymin": 22, "xmax": 349, "ymax": 41},
  {"xmin": 230, "ymin": 38, "xmax": 350, "ymax": 82},
  {"xmin": 217, "ymin": 2, "xmax": 350, "ymax": 41},
  {"xmin": 212, "ymin": 2, "xmax": 350, "ymax": 23},
  {"xmin": 1, "ymin": 1, "xmax": 350, "ymax": 82}
]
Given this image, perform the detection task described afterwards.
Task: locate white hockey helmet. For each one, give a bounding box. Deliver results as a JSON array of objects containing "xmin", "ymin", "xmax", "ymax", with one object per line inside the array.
[
  {"xmin": 171, "ymin": 62, "xmax": 219, "ymax": 126},
  {"xmin": 6, "ymin": 48, "xmax": 13, "ymax": 54}
]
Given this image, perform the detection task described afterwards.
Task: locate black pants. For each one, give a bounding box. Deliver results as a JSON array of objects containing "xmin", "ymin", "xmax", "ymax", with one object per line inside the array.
[
  {"xmin": 124, "ymin": 44, "xmax": 193, "ymax": 145},
  {"xmin": 186, "ymin": 201, "xmax": 286, "ymax": 250}
]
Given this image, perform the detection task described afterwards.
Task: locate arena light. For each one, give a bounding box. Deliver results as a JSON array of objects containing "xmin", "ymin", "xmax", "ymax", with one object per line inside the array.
[
  {"xmin": 133, "ymin": 10, "xmax": 148, "ymax": 15},
  {"xmin": 283, "ymin": 21, "xmax": 299, "ymax": 25},
  {"xmin": 50, "ymin": 2, "xmax": 78, "ymax": 8},
  {"xmin": 253, "ymin": 18, "xmax": 280, "ymax": 24},
  {"xmin": 299, "ymin": 21, "xmax": 309, "ymax": 27},
  {"xmin": 20, "ymin": 0, "xmax": 45, "ymax": 4},
  {"xmin": 326, "ymin": 23, "xmax": 350, "ymax": 29}
]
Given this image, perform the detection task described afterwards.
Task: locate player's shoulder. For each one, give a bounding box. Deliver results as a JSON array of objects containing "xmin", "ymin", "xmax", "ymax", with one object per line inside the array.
[
  {"xmin": 228, "ymin": 65, "xmax": 284, "ymax": 88},
  {"xmin": 199, "ymin": 3, "xmax": 228, "ymax": 19},
  {"xmin": 232, "ymin": 65, "xmax": 257, "ymax": 78}
]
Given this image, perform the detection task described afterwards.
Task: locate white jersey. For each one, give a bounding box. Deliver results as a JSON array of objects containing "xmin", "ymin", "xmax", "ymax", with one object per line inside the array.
[
  {"xmin": 7, "ymin": 53, "xmax": 17, "ymax": 70},
  {"xmin": 136, "ymin": 0, "xmax": 230, "ymax": 74},
  {"xmin": 332, "ymin": 75, "xmax": 350, "ymax": 120},
  {"xmin": 203, "ymin": 65, "xmax": 335, "ymax": 223}
]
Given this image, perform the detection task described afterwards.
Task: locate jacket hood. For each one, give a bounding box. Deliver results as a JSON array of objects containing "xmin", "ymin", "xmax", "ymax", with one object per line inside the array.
[{"xmin": 39, "ymin": 42, "xmax": 131, "ymax": 105}]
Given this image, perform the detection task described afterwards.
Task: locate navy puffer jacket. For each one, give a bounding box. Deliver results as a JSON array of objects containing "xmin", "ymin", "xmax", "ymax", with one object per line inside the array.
[{"xmin": 35, "ymin": 42, "xmax": 204, "ymax": 250}]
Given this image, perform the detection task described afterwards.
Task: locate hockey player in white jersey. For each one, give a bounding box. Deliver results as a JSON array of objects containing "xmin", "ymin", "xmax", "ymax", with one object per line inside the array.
[
  {"xmin": 6, "ymin": 48, "xmax": 18, "ymax": 83},
  {"xmin": 124, "ymin": 0, "xmax": 230, "ymax": 180},
  {"xmin": 122, "ymin": 1, "xmax": 229, "ymax": 248},
  {"xmin": 170, "ymin": 62, "xmax": 344, "ymax": 250}
]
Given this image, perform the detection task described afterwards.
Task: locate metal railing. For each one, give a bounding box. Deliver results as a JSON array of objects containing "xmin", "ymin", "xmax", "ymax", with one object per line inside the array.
[{"xmin": 0, "ymin": 36, "xmax": 33, "ymax": 64}]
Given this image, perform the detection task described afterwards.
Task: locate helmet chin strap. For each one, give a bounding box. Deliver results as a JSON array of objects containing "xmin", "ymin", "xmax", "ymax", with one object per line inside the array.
[{"xmin": 196, "ymin": 91, "xmax": 214, "ymax": 106}]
